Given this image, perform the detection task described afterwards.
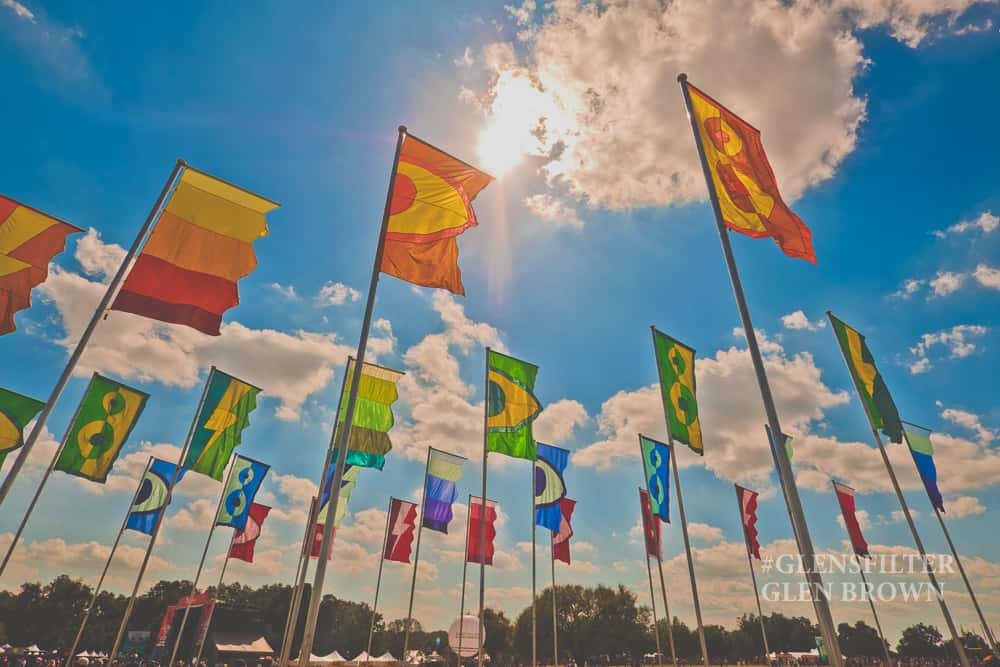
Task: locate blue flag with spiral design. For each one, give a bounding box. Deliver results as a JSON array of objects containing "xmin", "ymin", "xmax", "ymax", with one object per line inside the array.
[
  {"xmin": 639, "ymin": 434, "xmax": 670, "ymax": 523},
  {"xmin": 216, "ymin": 455, "xmax": 269, "ymax": 530}
]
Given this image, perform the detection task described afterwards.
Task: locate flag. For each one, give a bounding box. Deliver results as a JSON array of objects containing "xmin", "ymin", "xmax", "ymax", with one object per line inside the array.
[
  {"xmin": 333, "ymin": 360, "xmax": 404, "ymax": 469},
  {"xmin": 0, "ymin": 387, "xmax": 45, "ymax": 469},
  {"xmin": 639, "ymin": 487, "xmax": 661, "ymax": 559},
  {"xmin": 829, "ymin": 314, "xmax": 903, "ymax": 443},
  {"xmin": 127, "ymin": 458, "xmax": 186, "ymax": 535},
  {"xmin": 686, "ymin": 82, "xmax": 816, "ymax": 264},
  {"xmin": 833, "ymin": 481, "xmax": 869, "ymax": 557},
  {"xmin": 54, "ymin": 374, "xmax": 149, "ymax": 483},
  {"xmin": 652, "ymin": 327, "xmax": 703, "ymax": 455},
  {"xmin": 229, "ymin": 503, "xmax": 270, "ymax": 563},
  {"xmin": 384, "ymin": 497, "xmax": 419, "ymax": 563},
  {"xmin": 735, "ymin": 485, "xmax": 761, "ymax": 560},
  {"xmin": 185, "ymin": 368, "xmax": 261, "ymax": 480},
  {"xmin": 466, "ymin": 496, "xmax": 498, "ymax": 565},
  {"xmin": 552, "ymin": 498, "xmax": 576, "ymax": 564},
  {"xmin": 765, "ymin": 425, "xmax": 794, "ymax": 461},
  {"xmin": 317, "ymin": 464, "xmax": 361, "ymax": 528},
  {"xmin": 535, "ymin": 443, "xmax": 569, "ymax": 531},
  {"xmin": 903, "ymin": 425, "xmax": 944, "ymax": 512},
  {"xmin": 380, "ymin": 133, "xmax": 493, "ymax": 296},
  {"xmin": 216, "ymin": 455, "xmax": 269, "ymax": 530},
  {"xmin": 0, "ymin": 195, "xmax": 82, "ymax": 335},
  {"xmin": 423, "ymin": 448, "xmax": 466, "ymax": 533},
  {"xmin": 487, "ymin": 350, "xmax": 541, "ymax": 461},
  {"xmin": 111, "ymin": 166, "xmax": 279, "ymax": 335},
  {"xmin": 305, "ymin": 497, "xmax": 333, "ymax": 561},
  {"xmin": 639, "ymin": 435, "xmax": 670, "ymax": 523}
]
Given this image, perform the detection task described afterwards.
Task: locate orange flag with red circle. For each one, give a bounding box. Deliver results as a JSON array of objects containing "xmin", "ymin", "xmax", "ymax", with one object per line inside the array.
[
  {"xmin": 380, "ymin": 134, "xmax": 493, "ymax": 295},
  {"xmin": 687, "ymin": 83, "xmax": 816, "ymax": 264}
]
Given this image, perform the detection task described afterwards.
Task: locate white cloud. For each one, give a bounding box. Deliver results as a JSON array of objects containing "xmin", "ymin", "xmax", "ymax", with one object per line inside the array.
[
  {"xmin": 940, "ymin": 406, "xmax": 996, "ymax": 445},
  {"xmin": 534, "ymin": 399, "xmax": 589, "ymax": 445},
  {"xmin": 523, "ymin": 194, "xmax": 583, "ymax": 229},
  {"xmin": 946, "ymin": 495, "xmax": 986, "ymax": 518},
  {"xmin": 909, "ymin": 324, "xmax": 988, "ymax": 373},
  {"xmin": 929, "ymin": 271, "xmax": 966, "ymax": 297},
  {"xmin": 833, "ymin": 0, "xmax": 995, "ymax": 47},
  {"xmin": 2, "ymin": 0, "xmax": 35, "ymax": 21},
  {"xmin": 269, "ymin": 282, "xmax": 298, "ymax": 300},
  {"xmin": 781, "ymin": 310, "xmax": 827, "ymax": 331},
  {"xmin": 453, "ymin": 46, "xmax": 474, "ymax": 67},
  {"xmin": 934, "ymin": 210, "xmax": 999, "ymax": 238},
  {"xmin": 0, "ymin": 0, "xmax": 98, "ymax": 93},
  {"xmin": 317, "ymin": 281, "xmax": 361, "ymax": 306},
  {"xmin": 973, "ymin": 264, "xmax": 1000, "ymax": 290},
  {"xmin": 167, "ymin": 498, "xmax": 218, "ymax": 531},
  {"xmin": 687, "ymin": 522, "xmax": 724, "ymax": 544},
  {"xmin": 892, "ymin": 278, "xmax": 926, "ymax": 300},
  {"xmin": 505, "ymin": 0, "xmax": 536, "ymax": 26},
  {"xmin": 76, "ymin": 227, "xmax": 125, "ymax": 277}
]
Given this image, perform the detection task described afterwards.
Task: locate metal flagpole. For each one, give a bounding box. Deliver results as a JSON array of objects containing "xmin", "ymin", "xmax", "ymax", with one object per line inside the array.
[
  {"xmin": 642, "ymin": 490, "xmax": 664, "ymax": 667},
  {"xmin": 854, "ymin": 557, "xmax": 892, "ymax": 667},
  {"xmin": 169, "ymin": 462, "xmax": 237, "ymax": 667},
  {"xmin": 64, "ymin": 456, "xmax": 154, "ymax": 667},
  {"xmin": 457, "ymin": 494, "xmax": 473, "ymax": 667},
  {"xmin": 278, "ymin": 499, "xmax": 319, "ymax": 667},
  {"xmin": 367, "ymin": 497, "xmax": 394, "ymax": 659},
  {"xmin": 735, "ymin": 487, "xmax": 770, "ymax": 662},
  {"xmin": 677, "ymin": 73, "xmax": 844, "ymax": 667},
  {"xmin": 824, "ymin": 319, "xmax": 969, "ymax": 667},
  {"xmin": 550, "ymin": 540, "xmax": 558, "ymax": 667},
  {"xmin": 0, "ymin": 373, "xmax": 94, "ymax": 576},
  {"xmin": 531, "ymin": 461, "xmax": 537, "ymax": 667},
  {"xmin": 110, "ymin": 367, "xmax": 214, "ymax": 665},
  {"xmin": 404, "ymin": 450, "xmax": 432, "ymax": 662},
  {"xmin": 192, "ymin": 531, "xmax": 236, "ymax": 666},
  {"xmin": 477, "ymin": 350, "xmax": 490, "ymax": 667},
  {"xmin": 0, "ymin": 160, "xmax": 184, "ymax": 511},
  {"xmin": 298, "ymin": 126, "xmax": 408, "ymax": 665}
]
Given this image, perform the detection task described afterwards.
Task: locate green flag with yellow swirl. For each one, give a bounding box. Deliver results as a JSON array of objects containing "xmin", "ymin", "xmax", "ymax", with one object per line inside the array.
[
  {"xmin": 55, "ymin": 374, "xmax": 149, "ymax": 483},
  {"xmin": 651, "ymin": 327, "xmax": 703, "ymax": 455}
]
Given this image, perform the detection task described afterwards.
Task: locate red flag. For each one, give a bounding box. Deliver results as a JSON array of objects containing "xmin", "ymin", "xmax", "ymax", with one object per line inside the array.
[
  {"xmin": 229, "ymin": 503, "xmax": 271, "ymax": 563},
  {"xmin": 639, "ymin": 488, "xmax": 661, "ymax": 559},
  {"xmin": 735, "ymin": 485, "xmax": 761, "ymax": 560},
  {"xmin": 552, "ymin": 498, "xmax": 576, "ymax": 564},
  {"xmin": 384, "ymin": 498, "xmax": 418, "ymax": 563},
  {"xmin": 466, "ymin": 496, "xmax": 498, "ymax": 565},
  {"xmin": 304, "ymin": 497, "xmax": 334, "ymax": 560},
  {"xmin": 834, "ymin": 481, "xmax": 869, "ymax": 557}
]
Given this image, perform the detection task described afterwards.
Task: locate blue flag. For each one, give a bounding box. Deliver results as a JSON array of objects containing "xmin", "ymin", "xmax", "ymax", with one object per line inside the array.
[
  {"xmin": 535, "ymin": 443, "xmax": 569, "ymax": 531},
  {"xmin": 639, "ymin": 435, "xmax": 670, "ymax": 523},
  {"xmin": 216, "ymin": 455, "xmax": 269, "ymax": 530},
  {"xmin": 904, "ymin": 425, "xmax": 944, "ymax": 512},
  {"xmin": 126, "ymin": 458, "xmax": 186, "ymax": 535}
]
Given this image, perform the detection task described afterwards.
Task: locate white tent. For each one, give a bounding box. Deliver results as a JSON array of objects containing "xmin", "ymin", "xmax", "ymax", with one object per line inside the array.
[
  {"xmin": 312, "ymin": 652, "xmax": 346, "ymax": 663},
  {"xmin": 76, "ymin": 652, "xmax": 92, "ymax": 658},
  {"xmin": 352, "ymin": 651, "xmax": 372, "ymax": 663},
  {"xmin": 25, "ymin": 645, "xmax": 43, "ymax": 655},
  {"xmin": 374, "ymin": 653, "xmax": 396, "ymax": 663}
]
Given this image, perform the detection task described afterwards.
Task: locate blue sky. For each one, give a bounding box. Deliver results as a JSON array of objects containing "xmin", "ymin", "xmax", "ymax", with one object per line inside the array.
[{"xmin": 2, "ymin": 0, "xmax": 1000, "ymax": 647}]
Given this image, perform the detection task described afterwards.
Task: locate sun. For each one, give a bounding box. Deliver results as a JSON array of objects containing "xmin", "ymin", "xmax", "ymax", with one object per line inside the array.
[
  {"xmin": 476, "ymin": 120, "xmax": 529, "ymax": 177},
  {"xmin": 474, "ymin": 70, "xmax": 556, "ymax": 178}
]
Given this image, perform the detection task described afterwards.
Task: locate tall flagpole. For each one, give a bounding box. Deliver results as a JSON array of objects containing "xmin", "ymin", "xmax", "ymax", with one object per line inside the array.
[
  {"xmin": 531, "ymin": 461, "xmax": 537, "ymax": 667},
  {"xmin": 0, "ymin": 160, "xmax": 184, "ymax": 511},
  {"xmin": 641, "ymin": 489, "xmax": 664, "ymax": 667},
  {"xmin": 677, "ymin": 73, "xmax": 844, "ymax": 667},
  {"xmin": 477, "ymin": 350, "xmax": 490, "ymax": 667},
  {"xmin": 403, "ymin": 451, "xmax": 432, "ymax": 661},
  {"xmin": 367, "ymin": 497, "xmax": 394, "ymax": 659},
  {"xmin": 855, "ymin": 557, "xmax": 892, "ymax": 667},
  {"xmin": 110, "ymin": 367, "xmax": 215, "ymax": 665},
  {"xmin": 735, "ymin": 486, "xmax": 770, "ymax": 662},
  {"xmin": 64, "ymin": 456, "xmax": 154, "ymax": 667},
  {"xmin": 278, "ymin": 498, "xmax": 319, "ymax": 667},
  {"xmin": 457, "ymin": 494, "xmax": 473, "ymax": 667},
  {"xmin": 192, "ymin": 531, "xmax": 236, "ymax": 666},
  {"xmin": 825, "ymin": 316, "xmax": 970, "ymax": 667},
  {"xmin": 550, "ymin": 541, "xmax": 558, "ymax": 667},
  {"xmin": 0, "ymin": 373, "xmax": 94, "ymax": 575},
  {"xmin": 298, "ymin": 126, "xmax": 408, "ymax": 665},
  {"xmin": 168, "ymin": 462, "xmax": 237, "ymax": 667}
]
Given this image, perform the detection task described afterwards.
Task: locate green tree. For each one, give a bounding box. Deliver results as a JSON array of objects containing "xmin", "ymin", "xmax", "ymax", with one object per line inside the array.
[
  {"xmin": 837, "ymin": 621, "xmax": 888, "ymax": 658},
  {"xmin": 897, "ymin": 623, "xmax": 944, "ymax": 658}
]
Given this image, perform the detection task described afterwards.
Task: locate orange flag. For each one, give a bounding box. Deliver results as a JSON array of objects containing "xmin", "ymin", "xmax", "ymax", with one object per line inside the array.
[
  {"xmin": 380, "ymin": 134, "xmax": 493, "ymax": 295},
  {"xmin": 687, "ymin": 83, "xmax": 816, "ymax": 264},
  {"xmin": 0, "ymin": 195, "xmax": 82, "ymax": 335}
]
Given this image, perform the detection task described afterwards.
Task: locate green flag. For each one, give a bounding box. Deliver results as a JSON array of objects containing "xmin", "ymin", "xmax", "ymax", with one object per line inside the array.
[
  {"xmin": 651, "ymin": 327, "xmax": 703, "ymax": 455},
  {"xmin": 332, "ymin": 359, "xmax": 404, "ymax": 468},
  {"xmin": 0, "ymin": 388, "xmax": 46, "ymax": 469},
  {"xmin": 55, "ymin": 374, "xmax": 149, "ymax": 483},
  {"xmin": 486, "ymin": 349, "xmax": 541, "ymax": 460},
  {"xmin": 185, "ymin": 368, "xmax": 261, "ymax": 480}
]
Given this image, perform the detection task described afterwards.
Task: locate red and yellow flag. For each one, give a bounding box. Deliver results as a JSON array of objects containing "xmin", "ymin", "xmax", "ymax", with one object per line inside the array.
[
  {"xmin": 112, "ymin": 166, "xmax": 279, "ymax": 335},
  {"xmin": 380, "ymin": 134, "xmax": 493, "ymax": 295},
  {"xmin": 0, "ymin": 195, "xmax": 82, "ymax": 335},
  {"xmin": 688, "ymin": 83, "xmax": 816, "ymax": 264}
]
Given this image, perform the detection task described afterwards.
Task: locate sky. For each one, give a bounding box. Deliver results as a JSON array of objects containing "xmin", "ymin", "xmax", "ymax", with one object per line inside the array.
[{"xmin": 2, "ymin": 0, "xmax": 1000, "ymax": 649}]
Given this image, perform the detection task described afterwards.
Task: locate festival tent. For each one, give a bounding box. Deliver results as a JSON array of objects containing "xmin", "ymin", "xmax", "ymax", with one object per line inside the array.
[
  {"xmin": 311, "ymin": 652, "xmax": 346, "ymax": 663},
  {"xmin": 374, "ymin": 653, "xmax": 396, "ymax": 662},
  {"xmin": 351, "ymin": 651, "xmax": 372, "ymax": 663},
  {"xmin": 24, "ymin": 645, "xmax": 44, "ymax": 655}
]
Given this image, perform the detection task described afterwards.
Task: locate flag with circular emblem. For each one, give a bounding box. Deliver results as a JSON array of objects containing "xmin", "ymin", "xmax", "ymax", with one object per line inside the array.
[
  {"xmin": 639, "ymin": 435, "xmax": 670, "ymax": 523},
  {"xmin": 486, "ymin": 349, "xmax": 542, "ymax": 461},
  {"xmin": 126, "ymin": 457, "xmax": 186, "ymax": 535},
  {"xmin": 0, "ymin": 387, "xmax": 45, "ymax": 470},
  {"xmin": 651, "ymin": 327, "xmax": 703, "ymax": 455},
  {"xmin": 54, "ymin": 374, "xmax": 149, "ymax": 483},
  {"xmin": 535, "ymin": 443, "xmax": 569, "ymax": 531},
  {"xmin": 380, "ymin": 133, "xmax": 493, "ymax": 296},
  {"xmin": 216, "ymin": 455, "xmax": 270, "ymax": 530}
]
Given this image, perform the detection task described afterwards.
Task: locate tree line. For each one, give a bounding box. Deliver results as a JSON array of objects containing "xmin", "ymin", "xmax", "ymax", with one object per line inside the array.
[{"xmin": 0, "ymin": 577, "xmax": 992, "ymax": 664}]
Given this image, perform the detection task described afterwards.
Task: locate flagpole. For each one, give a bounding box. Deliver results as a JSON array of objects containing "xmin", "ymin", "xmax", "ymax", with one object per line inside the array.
[
  {"xmin": 0, "ymin": 373, "xmax": 95, "ymax": 576},
  {"xmin": 641, "ymin": 490, "xmax": 664, "ymax": 667},
  {"xmin": 298, "ymin": 126, "xmax": 408, "ymax": 665},
  {"xmin": 457, "ymin": 494, "xmax": 473, "ymax": 667},
  {"xmin": 169, "ymin": 462, "xmax": 236, "ymax": 667},
  {"xmin": 477, "ymin": 349, "xmax": 490, "ymax": 667},
  {"xmin": 192, "ymin": 531, "xmax": 236, "ymax": 666},
  {"xmin": 677, "ymin": 73, "xmax": 844, "ymax": 667},
  {"xmin": 110, "ymin": 366, "xmax": 215, "ymax": 665},
  {"xmin": 550, "ymin": 540, "xmax": 558, "ymax": 667},
  {"xmin": 64, "ymin": 456, "xmax": 153, "ymax": 667},
  {"xmin": 0, "ymin": 160, "xmax": 184, "ymax": 512},
  {"xmin": 854, "ymin": 556, "xmax": 892, "ymax": 667},
  {"xmin": 531, "ymin": 461, "xmax": 537, "ymax": 667},
  {"xmin": 278, "ymin": 498, "xmax": 319, "ymax": 667},
  {"xmin": 823, "ymin": 318, "xmax": 969, "ymax": 667},
  {"xmin": 404, "ymin": 450, "xmax": 432, "ymax": 663},
  {"xmin": 736, "ymin": 487, "xmax": 770, "ymax": 662},
  {"xmin": 367, "ymin": 497, "xmax": 394, "ymax": 661}
]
